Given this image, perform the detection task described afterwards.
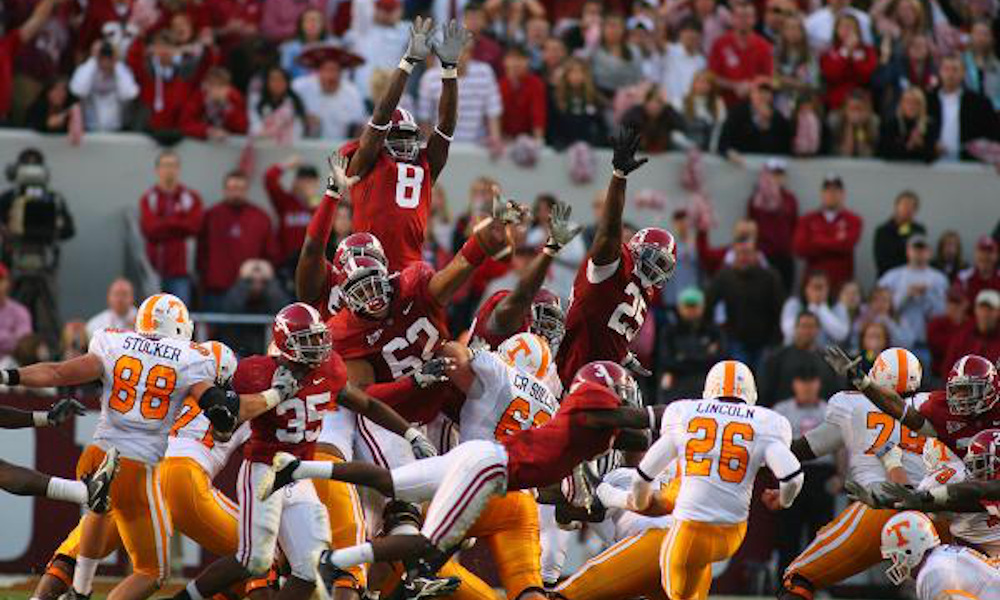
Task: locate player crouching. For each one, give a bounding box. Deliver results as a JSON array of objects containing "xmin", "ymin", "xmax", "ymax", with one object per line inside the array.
[{"xmin": 258, "ymin": 361, "xmax": 658, "ymax": 599}]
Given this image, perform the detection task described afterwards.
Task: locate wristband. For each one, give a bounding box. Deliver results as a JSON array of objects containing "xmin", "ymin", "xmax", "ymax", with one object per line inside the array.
[
  {"xmin": 612, "ymin": 168, "xmax": 627, "ymax": 179},
  {"xmin": 3, "ymin": 369, "xmax": 20, "ymax": 386},
  {"xmin": 929, "ymin": 486, "xmax": 949, "ymax": 505},
  {"xmin": 262, "ymin": 389, "xmax": 281, "ymax": 410},
  {"xmin": 404, "ymin": 427, "xmax": 422, "ymax": 443},
  {"xmin": 398, "ymin": 58, "xmax": 415, "ymax": 73},
  {"xmin": 433, "ymin": 126, "xmax": 454, "ymax": 142},
  {"xmin": 880, "ymin": 446, "xmax": 904, "ymax": 472},
  {"xmin": 441, "ymin": 66, "xmax": 458, "ymax": 79},
  {"xmin": 542, "ymin": 244, "xmax": 559, "ymax": 257},
  {"xmin": 636, "ymin": 466, "xmax": 654, "ymax": 482},
  {"xmin": 460, "ymin": 235, "xmax": 487, "ymax": 266},
  {"xmin": 33, "ymin": 411, "xmax": 50, "ymax": 427}
]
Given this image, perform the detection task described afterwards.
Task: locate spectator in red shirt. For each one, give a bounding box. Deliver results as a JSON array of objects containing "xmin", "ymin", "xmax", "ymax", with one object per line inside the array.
[
  {"xmin": 0, "ymin": 0, "xmax": 58, "ymax": 123},
  {"xmin": 708, "ymin": 1, "xmax": 774, "ymax": 106},
  {"xmin": 944, "ymin": 289, "xmax": 1000, "ymax": 369},
  {"xmin": 957, "ymin": 235, "xmax": 1000, "ymax": 307},
  {"xmin": 926, "ymin": 285, "xmax": 969, "ymax": 377},
  {"xmin": 747, "ymin": 158, "xmax": 799, "ymax": 289},
  {"xmin": 499, "ymin": 45, "xmax": 547, "ymax": 140},
  {"xmin": 139, "ymin": 150, "xmax": 204, "ymax": 306},
  {"xmin": 792, "ymin": 173, "xmax": 864, "ymax": 291},
  {"xmin": 180, "ymin": 66, "xmax": 248, "ymax": 140},
  {"xmin": 128, "ymin": 29, "xmax": 195, "ymax": 135},
  {"xmin": 197, "ymin": 170, "xmax": 277, "ymax": 312},
  {"xmin": 264, "ymin": 155, "xmax": 319, "ymax": 268},
  {"xmin": 819, "ymin": 14, "xmax": 877, "ymax": 110}
]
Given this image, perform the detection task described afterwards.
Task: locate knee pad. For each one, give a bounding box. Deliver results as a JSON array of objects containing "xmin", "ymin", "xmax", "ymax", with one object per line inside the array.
[
  {"xmin": 381, "ymin": 500, "xmax": 422, "ymax": 536},
  {"xmin": 779, "ymin": 573, "xmax": 815, "ymax": 600}
]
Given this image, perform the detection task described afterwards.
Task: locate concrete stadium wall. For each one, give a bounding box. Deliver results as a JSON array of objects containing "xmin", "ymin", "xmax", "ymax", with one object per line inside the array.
[{"xmin": 0, "ymin": 129, "xmax": 997, "ymax": 319}]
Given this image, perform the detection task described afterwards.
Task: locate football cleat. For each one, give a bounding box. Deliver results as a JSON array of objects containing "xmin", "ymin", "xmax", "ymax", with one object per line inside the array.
[
  {"xmin": 401, "ymin": 574, "xmax": 462, "ymax": 600},
  {"xmin": 317, "ymin": 550, "xmax": 359, "ymax": 599},
  {"xmin": 85, "ymin": 447, "xmax": 119, "ymax": 514},
  {"xmin": 67, "ymin": 590, "xmax": 91, "ymax": 600},
  {"xmin": 257, "ymin": 452, "xmax": 300, "ymax": 500}
]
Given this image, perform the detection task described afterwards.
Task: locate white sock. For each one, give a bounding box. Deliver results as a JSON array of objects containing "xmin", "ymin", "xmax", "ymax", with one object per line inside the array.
[
  {"xmin": 46, "ymin": 477, "xmax": 88, "ymax": 504},
  {"xmin": 327, "ymin": 543, "xmax": 374, "ymax": 568},
  {"xmin": 185, "ymin": 580, "xmax": 205, "ymax": 600},
  {"xmin": 293, "ymin": 461, "xmax": 333, "ymax": 481},
  {"xmin": 73, "ymin": 555, "xmax": 100, "ymax": 595}
]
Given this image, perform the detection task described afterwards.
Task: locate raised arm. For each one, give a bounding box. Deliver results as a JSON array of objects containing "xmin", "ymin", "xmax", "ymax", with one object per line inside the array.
[
  {"xmin": 347, "ymin": 17, "xmax": 434, "ymax": 179},
  {"xmin": 426, "ymin": 20, "xmax": 471, "ymax": 181},
  {"xmin": 591, "ymin": 127, "xmax": 648, "ymax": 266},
  {"xmin": 338, "ymin": 382, "xmax": 437, "ymax": 458},
  {"xmin": 0, "ymin": 399, "xmax": 85, "ymax": 430},
  {"xmin": 5, "ymin": 354, "xmax": 105, "ymax": 388}
]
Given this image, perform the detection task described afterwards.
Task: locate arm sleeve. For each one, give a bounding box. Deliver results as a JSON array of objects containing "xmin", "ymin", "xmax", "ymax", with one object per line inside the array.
[
  {"xmin": 69, "ymin": 58, "xmax": 97, "ymax": 97},
  {"xmin": 115, "ymin": 62, "xmax": 140, "ymax": 101},
  {"xmin": 802, "ymin": 420, "xmax": 845, "ymax": 456}
]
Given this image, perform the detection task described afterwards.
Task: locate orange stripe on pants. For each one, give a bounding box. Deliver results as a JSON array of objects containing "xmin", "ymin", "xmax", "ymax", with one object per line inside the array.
[{"xmin": 660, "ymin": 520, "xmax": 746, "ymax": 600}]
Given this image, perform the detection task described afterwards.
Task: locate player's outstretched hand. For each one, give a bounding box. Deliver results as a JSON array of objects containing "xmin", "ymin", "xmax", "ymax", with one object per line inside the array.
[
  {"xmin": 546, "ymin": 199, "xmax": 582, "ymax": 252},
  {"xmin": 823, "ymin": 345, "xmax": 867, "ymax": 388},
  {"xmin": 610, "ymin": 126, "xmax": 648, "ymax": 176},
  {"xmin": 622, "ymin": 351, "xmax": 652, "ymax": 378},
  {"xmin": 205, "ymin": 389, "xmax": 240, "ymax": 434},
  {"xmin": 845, "ymin": 479, "xmax": 904, "ymax": 509},
  {"xmin": 414, "ymin": 357, "xmax": 454, "ymax": 388},
  {"xmin": 404, "ymin": 16, "xmax": 435, "ymax": 64},
  {"xmin": 272, "ymin": 365, "xmax": 300, "ymax": 401},
  {"xmin": 405, "ymin": 427, "xmax": 438, "ymax": 459},
  {"xmin": 326, "ymin": 153, "xmax": 359, "ymax": 199},
  {"xmin": 47, "ymin": 398, "xmax": 85, "ymax": 426},
  {"xmin": 433, "ymin": 19, "xmax": 472, "ymax": 68}
]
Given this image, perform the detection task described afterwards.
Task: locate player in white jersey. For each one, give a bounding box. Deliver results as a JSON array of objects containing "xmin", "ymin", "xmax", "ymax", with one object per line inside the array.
[
  {"xmin": 780, "ymin": 347, "xmax": 926, "ymax": 600},
  {"xmin": 9, "ymin": 294, "xmax": 288, "ymax": 600},
  {"xmin": 880, "ymin": 510, "xmax": 1000, "ymax": 600},
  {"xmin": 612, "ymin": 360, "xmax": 803, "ymax": 600}
]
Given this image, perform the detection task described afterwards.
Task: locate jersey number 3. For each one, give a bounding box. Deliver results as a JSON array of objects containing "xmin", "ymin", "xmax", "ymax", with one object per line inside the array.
[
  {"xmin": 685, "ymin": 417, "xmax": 755, "ymax": 483},
  {"xmin": 395, "ymin": 164, "xmax": 424, "ymax": 209}
]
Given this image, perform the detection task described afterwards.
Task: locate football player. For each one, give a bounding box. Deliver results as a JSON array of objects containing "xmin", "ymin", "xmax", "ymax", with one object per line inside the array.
[
  {"xmin": 1, "ymin": 294, "xmax": 283, "ymax": 600},
  {"xmin": 341, "ymin": 17, "xmax": 469, "ymax": 271},
  {"xmin": 879, "ymin": 511, "xmax": 1000, "ymax": 600},
  {"xmin": 609, "ymin": 360, "xmax": 803, "ymax": 600},
  {"xmin": 554, "ymin": 127, "xmax": 676, "ymax": 385},
  {"xmin": 0, "ymin": 399, "xmax": 115, "ymax": 511},
  {"xmin": 826, "ymin": 347, "xmax": 1000, "ymax": 456},
  {"xmin": 170, "ymin": 303, "xmax": 436, "ymax": 600},
  {"xmin": 778, "ymin": 348, "xmax": 926, "ymax": 600},
  {"xmin": 260, "ymin": 361, "xmax": 657, "ymax": 597}
]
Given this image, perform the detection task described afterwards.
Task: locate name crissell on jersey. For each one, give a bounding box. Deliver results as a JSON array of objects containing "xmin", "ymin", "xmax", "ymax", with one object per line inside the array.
[
  {"xmin": 822, "ymin": 391, "xmax": 928, "ymax": 486},
  {"xmin": 458, "ymin": 350, "xmax": 559, "ymax": 444},
  {"xmin": 166, "ymin": 396, "xmax": 252, "ymax": 479},
  {"xmin": 662, "ymin": 398, "xmax": 792, "ymax": 523},
  {"xmin": 90, "ymin": 329, "xmax": 217, "ymax": 464}
]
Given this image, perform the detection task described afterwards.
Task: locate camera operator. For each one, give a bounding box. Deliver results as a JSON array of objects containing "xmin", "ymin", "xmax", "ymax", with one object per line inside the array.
[{"xmin": 0, "ymin": 148, "xmax": 76, "ymax": 346}]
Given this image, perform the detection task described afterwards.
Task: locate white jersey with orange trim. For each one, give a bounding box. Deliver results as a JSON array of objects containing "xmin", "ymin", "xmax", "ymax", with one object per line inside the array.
[
  {"xmin": 601, "ymin": 466, "xmax": 675, "ymax": 541},
  {"xmin": 805, "ymin": 391, "xmax": 928, "ymax": 487},
  {"xmin": 165, "ymin": 397, "xmax": 251, "ymax": 479},
  {"xmin": 915, "ymin": 545, "xmax": 1000, "ymax": 600},
  {"xmin": 90, "ymin": 329, "xmax": 217, "ymax": 464},
  {"xmin": 919, "ymin": 441, "xmax": 1000, "ymax": 557},
  {"xmin": 658, "ymin": 398, "xmax": 794, "ymax": 523},
  {"xmin": 458, "ymin": 349, "xmax": 560, "ymax": 444}
]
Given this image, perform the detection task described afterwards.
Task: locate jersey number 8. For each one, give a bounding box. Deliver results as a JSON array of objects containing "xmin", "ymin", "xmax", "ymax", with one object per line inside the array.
[
  {"xmin": 685, "ymin": 417, "xmax": 755, "ymax": 483},
  {"xmin": 110, "ymin": 356, "xmax": 178, "ymax": 420},
  {"xmin": 395, "ymin": 164, "xmax": 425, "ymax": 209}
]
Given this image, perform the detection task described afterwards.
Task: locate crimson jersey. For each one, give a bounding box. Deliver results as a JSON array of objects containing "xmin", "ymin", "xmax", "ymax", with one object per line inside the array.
[
  {"xmin": 328, "ymin": 262, "xmax": 449, "ymax": 382},
  {"xmin": 470, "ymin": 290, "xmax": 530, "ymax": 349},
  {"xmin": 340, "ymin": 140, "xmax": 432, "ymax": 271},
  {"xmin": 313, "ymin": 261, "xmax": 342, "ymax": 321},
  {"xmin": 233, "ymin": 354, "xmax": 348, "ymax": 463},
  {"xmin": 915, "ymin": 390, "xmax": 1000, "ymax": 457},
  {"xmin": 556, "ymin": 247, "xmax": 652, "ymax": 385},
  {"xmin": 504, "ymin": 382, "xmax": 620, "ymax": 490}
]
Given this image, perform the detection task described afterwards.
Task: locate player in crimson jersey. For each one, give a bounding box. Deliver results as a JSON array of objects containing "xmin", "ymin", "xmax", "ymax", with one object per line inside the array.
[
  {"xmin": 554, "ymin": 127, "xmax": 678, "ymax": 386},
  {"xmin": 258, "ymin": 361, "xmax": 658, "ymax": 598},
  {"xmin": 826, "ymin": 348, "xmax": 1000, "ymax": 457},
  {"xmin": 169, "ymin": 303, "xmax": 436, "ymax": 600},
  {"xmin": 341, "ymin": 18, "xmax": 469, "ymax": 271}
]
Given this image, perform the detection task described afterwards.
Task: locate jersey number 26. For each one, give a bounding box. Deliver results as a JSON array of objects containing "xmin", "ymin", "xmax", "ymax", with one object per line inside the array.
[{"xmin": 685, "ymin": 417, "xmax": 755, "ymax": 483}]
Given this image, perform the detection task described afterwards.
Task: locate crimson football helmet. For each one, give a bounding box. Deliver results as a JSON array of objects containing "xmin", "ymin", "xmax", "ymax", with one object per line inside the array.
[
  {"xmin": 946, "ymin": 354, "xmax": 999, "ymax": 415},
  {"xmin": 334, "ymin": 232, "xmax": 387, "ymax": 275},
  {"xmin": 570, "ymin": 360, "xmax": 641, "ymax": 407},
  {"xmin": 272, "ymin": 302, "xmax": 332, "ymax": 366},
  {"xmin": 627, "ymin": 227, "xmax": 677, "ymax": 289},
  {"xmin": 529, "ymin": 288, "xmax": 565, "ymax": 348},
  {"xmin": 340, "ymin": 255, "xmax": 393, "ymax": 318},
  {"xmin": 385, "ymin": 108, "xmax": 420, "ymax": 162},
  {"xmin": 964, "ymin": 429, "xmax": 1000, "ymax": 481}
]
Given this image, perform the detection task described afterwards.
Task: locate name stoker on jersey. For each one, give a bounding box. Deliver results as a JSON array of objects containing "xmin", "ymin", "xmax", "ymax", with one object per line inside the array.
[
  {"xmin": 556, "ymin": 248, "xmax": 651, "ymax": 385},
  {"xmin": 459, "ymin": 350, "xmax": 559, "ymax": 444},
  {"xmin": 90, "ymin": 329, "xmax": 217, "ymax": 464},
  {"xmin": 823, "ymin": 391, "xmax": 928, "ymax": 486},
  {"xmin": 661, "ymin": 398, "xmax": 792, "ymax": 523},
  {"xmin": 328, "ymin": 262, "xmax": 449, "ymax": 382}
]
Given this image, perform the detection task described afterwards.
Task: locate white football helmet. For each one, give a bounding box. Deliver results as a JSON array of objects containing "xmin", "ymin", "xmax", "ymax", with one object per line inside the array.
[
  {"xmin": 869, "ymin": 347, "xmax": 922, "ymax": 394},
  {"xmin": 136, "ymin": 293, "xmax": 193, "ymax": 341},
  {"xmin": 703, "ymin": 360, "xmax": 758, "ymax": 405},
  {"xmin": 881, "ymin": 511, "xmax": 940, "ymax": 584},
  {"xmin": 497, "ymin": 332, "xmax": 553, "ymax": 380},
  {"xmin": 202, "ymin": 340, "xmax": 238, "ymax": 386}
]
